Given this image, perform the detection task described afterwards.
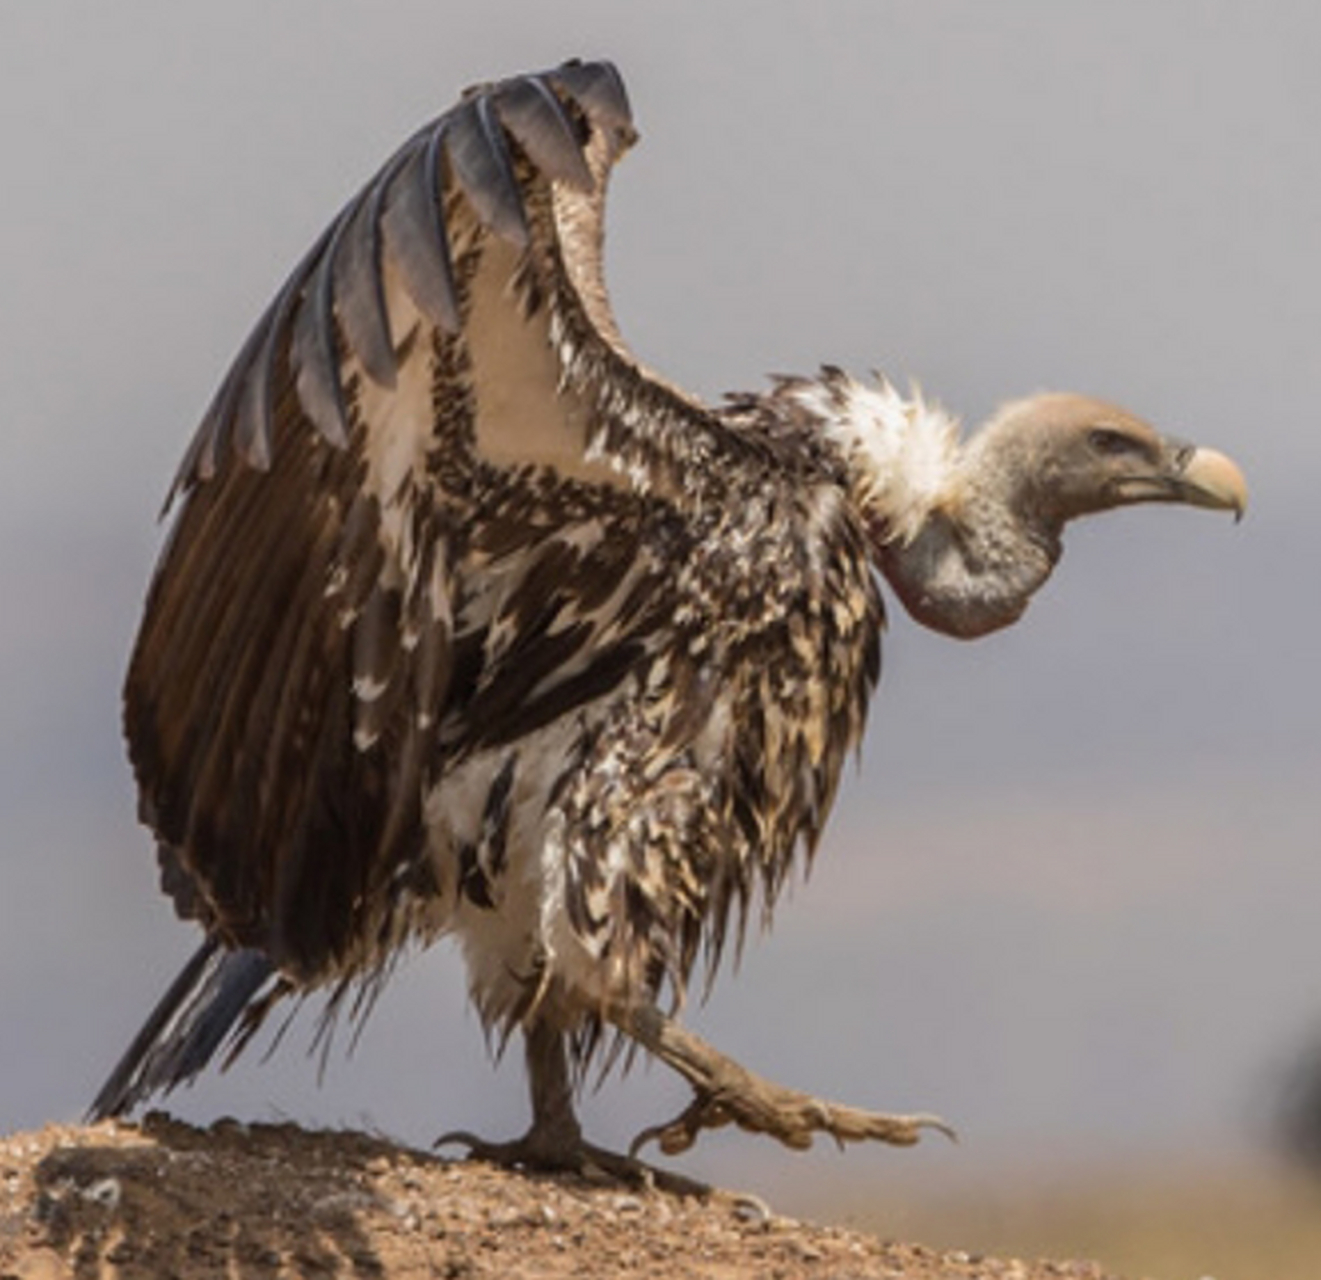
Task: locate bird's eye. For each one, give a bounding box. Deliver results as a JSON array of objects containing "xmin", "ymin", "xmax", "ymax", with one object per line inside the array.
[{"xmin": 1088, "ymin": 427, "xmax": 1136, "ymax": 455}]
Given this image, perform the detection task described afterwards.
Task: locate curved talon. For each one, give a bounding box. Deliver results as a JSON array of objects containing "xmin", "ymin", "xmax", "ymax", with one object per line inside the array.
[
  {"xmin": 913, "ymin": 1114, "xmax": 959, "ymax": 1144},
  {"xmin": 627, "ymin": 1121, "xmax": 667, "ymax": 1160},
  {"xmin": 628, "ymin": 1116, "xmax": 696, "ymax": 1159},
  {"xmin": 434, "ymin": 1128, "xmax": 500, "ymax": 1158},
  {"xmin": 629, "ymin": 1091, "xmax": 731, "ymax": 1159}
]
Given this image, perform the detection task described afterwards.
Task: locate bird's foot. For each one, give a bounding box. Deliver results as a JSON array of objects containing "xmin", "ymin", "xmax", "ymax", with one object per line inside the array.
[
  {"xmin": 630, "ymin": 1081, "xmax": 955, "ymax": 1157},
  {"xmin": 617, "ymin": 1004, "xmax": 955, "ymax": 1157},
  {"xmin": 634, "ymin": 1077, "xmax": 956, "ymax": 1157},
  {"xmin": 435, "ymin": 1127, "xmax": 712, "ymax": 1198}
]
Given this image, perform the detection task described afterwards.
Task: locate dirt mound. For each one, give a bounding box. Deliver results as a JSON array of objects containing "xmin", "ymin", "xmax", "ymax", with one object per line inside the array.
[{"xmin": 1, "ymin": 1117, "xmax": 1126, "ymax": 1279}]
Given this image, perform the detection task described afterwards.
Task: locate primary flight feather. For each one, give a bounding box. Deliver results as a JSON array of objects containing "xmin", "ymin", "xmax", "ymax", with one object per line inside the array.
[{"xmin": 91, "ymin": 59, "xmax": 1246, "ymax": 1175}]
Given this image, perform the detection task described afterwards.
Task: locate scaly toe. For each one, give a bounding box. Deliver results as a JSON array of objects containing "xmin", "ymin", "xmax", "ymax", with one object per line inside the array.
[
  {"xmin": 815, "ymin": 1104, "xmax": 959, "ymax": 1149},
  {"xmin": 436, "ymin": 1127, "xmax": 711, "ymax": 1197}
]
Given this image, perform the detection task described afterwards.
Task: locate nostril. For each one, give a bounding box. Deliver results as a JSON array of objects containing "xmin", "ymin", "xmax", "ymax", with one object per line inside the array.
[{"xmin": 1169, "ymin": 440, "xmax": 1197, "ymax": 469}]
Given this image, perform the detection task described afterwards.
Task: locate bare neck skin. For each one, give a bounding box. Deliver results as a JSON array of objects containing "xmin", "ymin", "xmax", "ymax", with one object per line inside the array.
[{"xmin": 795, "ymin": 373, "xmax": 1246, "ymax": 639}]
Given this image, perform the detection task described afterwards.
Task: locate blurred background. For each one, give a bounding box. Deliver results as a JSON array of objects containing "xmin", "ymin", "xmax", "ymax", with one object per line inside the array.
[{"xmin": 2, "ymin": 4, "xmax": 1318, "ymax": 1276}]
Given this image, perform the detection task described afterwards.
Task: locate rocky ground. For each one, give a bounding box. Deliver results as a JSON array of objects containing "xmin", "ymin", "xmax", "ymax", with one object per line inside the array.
[{"xmin": 0, "ymin": 1116, "xmax": 1130, "ymax": 1279}]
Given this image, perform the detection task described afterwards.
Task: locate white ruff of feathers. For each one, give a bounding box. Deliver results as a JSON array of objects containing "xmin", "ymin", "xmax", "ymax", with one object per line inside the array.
[{"xmin": 793, "ymin": 375, "xmax": 962, "ymax": 544}]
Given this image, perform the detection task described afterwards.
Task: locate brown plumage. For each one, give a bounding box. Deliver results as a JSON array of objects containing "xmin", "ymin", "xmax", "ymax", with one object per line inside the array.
[{"xmin": 91, "ymin": 59, "xmax": 1246, "ymax": 1176}]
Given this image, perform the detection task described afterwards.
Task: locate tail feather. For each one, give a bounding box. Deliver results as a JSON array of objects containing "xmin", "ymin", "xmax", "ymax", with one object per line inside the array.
[{"xmin": 88, "ymin": 938, "xmax": 277, "ymax": 1121}]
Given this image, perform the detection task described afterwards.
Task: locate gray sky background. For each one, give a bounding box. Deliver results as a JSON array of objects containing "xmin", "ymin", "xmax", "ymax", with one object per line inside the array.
[{"xmin": 2, "ymin": 1, "xmax": 1318, "ymax": 1208}]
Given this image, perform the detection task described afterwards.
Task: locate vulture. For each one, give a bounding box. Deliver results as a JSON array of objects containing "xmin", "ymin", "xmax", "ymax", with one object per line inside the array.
[{"xmin": 91, "ymin": 59, "xmax": 1246, "ymax": 1180}]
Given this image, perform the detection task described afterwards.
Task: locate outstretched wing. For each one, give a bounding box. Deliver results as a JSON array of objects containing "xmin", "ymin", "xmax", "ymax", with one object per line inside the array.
[{"xmin": 126, "ymin": 59, "xmax": 725, "ymax": 986}]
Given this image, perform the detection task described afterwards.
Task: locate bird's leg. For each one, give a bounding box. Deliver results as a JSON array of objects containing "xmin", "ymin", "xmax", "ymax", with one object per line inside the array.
[
  {"xmin": 617, "ymin": 1002, "xmax": 955, "ymax": 1157},
  {"xmin": 436, "ymin": 1019, "xmax": 583, "ymax": 1166},
  {"xmin": 436, "ymin": 1019, "xmax": 710, "ymax": 1195},
  {"xmin": 524, "ymin": 1015, "xmax": 583, "ymax": 1155}
]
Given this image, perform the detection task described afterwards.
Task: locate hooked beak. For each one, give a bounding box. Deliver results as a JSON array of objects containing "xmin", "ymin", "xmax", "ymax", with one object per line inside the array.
[
  {"xmin": 1166, "ymin": 445, "xmax": 1248, "ymax": 521},
  {"xmin": 1114, "ymin": 441, "xmax": 1249, "ymax": 521}
]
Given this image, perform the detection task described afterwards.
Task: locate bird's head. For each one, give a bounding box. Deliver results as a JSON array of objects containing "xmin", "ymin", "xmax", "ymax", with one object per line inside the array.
[
  {"xmin": 815, "ymin": 378, "xmax": 1247, "ymax": 639},
  {"xmin": 970, "ymin": 393, "xmax": 1247, "ymax": 532}
]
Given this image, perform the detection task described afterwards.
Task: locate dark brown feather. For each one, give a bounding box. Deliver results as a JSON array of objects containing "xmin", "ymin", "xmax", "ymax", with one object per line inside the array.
[{"xmin": 115, "ymin": 59, "xmax": 887, "ymax": 1103}]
